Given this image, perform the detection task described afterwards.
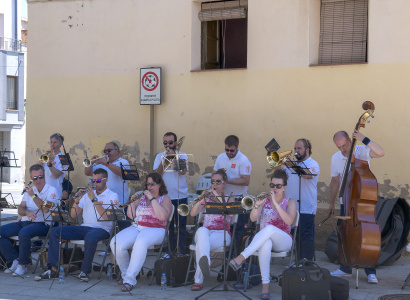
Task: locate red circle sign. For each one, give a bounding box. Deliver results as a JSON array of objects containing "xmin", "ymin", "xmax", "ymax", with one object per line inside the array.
[{"xmin": 142, "ymin": 72, "xmax": 159, "ymax": 91}]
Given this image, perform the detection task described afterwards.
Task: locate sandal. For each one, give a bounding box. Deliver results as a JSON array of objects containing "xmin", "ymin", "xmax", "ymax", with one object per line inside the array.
[
  {"xmin": 229, "ymin": 259, "xmax": 244, "ymax": 271},
  {"xmin": 191, "ymin": 283, "xmax": 203, "ymax": 291},
  {"xmin": 260, "ymin": 293, "xmax": 270, "ymax": 300},
  {"xmin": 117, "ymin": 278, "xmax": 123, "ymax": 285},
  {"xmin": 121, "ymin": 283, "xmax": 133, "ymax": 292},
  {"xmin": 198, "ymin": 256, "xmax": 210, "ymax": 280}
]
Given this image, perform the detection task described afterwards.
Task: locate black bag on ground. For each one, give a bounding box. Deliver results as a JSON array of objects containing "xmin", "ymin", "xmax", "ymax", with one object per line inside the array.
[
  {"xmin": 281, "ymin": 260, "xmax": 331, "ymax": 300},
  {"xmin": 154, "ymin": 255, "xmax": 194, "ymax": 287},
  {"xmin": 330, "ymin": 276, "xmax": 349, "ymax": 300},
  {"xmin": 325, "ymin": 231, "xmax": 340, "ymax": 264},
  {"xmin": 217, "ymin": 264, "xmax": 238, "ymax": 282}
]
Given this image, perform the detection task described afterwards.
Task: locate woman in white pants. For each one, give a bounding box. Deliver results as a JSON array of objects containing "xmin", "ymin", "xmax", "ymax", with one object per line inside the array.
[
  {"xmin": 189, "ymin": 168, "xmax": 234, "ymax": 291},
  {"xmin": 229, "ymin": 169, "xmax": 297, "ymax": 300},
  {"xmin": 110, "ymin": 172, "xmax": 172, "ymax": 292}
]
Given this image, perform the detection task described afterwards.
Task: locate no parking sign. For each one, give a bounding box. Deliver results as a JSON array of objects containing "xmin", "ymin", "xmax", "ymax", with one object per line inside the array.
[{"xmin": 140, "ymin": 67, "xmax": 161, "ymax": 105}]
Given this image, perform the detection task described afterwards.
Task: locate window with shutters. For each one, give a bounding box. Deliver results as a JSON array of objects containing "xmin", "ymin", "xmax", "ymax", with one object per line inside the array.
[
  {"xmin": 200, "ymin": 0, "xmax": 247, "ymax": 70},
  {"xmin": 318, "ymin": 0, "xmax": 368, "ymax": 65},
  {"xmin": 7, "ymin": 76, "xmax": 17, "ymax": 110}
]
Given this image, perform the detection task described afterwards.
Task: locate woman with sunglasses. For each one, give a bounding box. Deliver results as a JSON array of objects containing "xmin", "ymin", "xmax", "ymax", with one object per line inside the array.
[
  {"xmin": 189, "ymin": 168, "xmax": 235, "ymax": 291},
  {"xmin": 110, "ymin": 173, "xmax": 172, "ymax": 292},
  {"xmin": 229, "ymin": 169, "xmax": 297, "ymax": 300}
]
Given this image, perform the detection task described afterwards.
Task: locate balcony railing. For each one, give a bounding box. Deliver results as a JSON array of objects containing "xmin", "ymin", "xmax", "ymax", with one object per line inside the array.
[{"xmin": 0, "ymin": 37, "xmax": 22, "ymax": 52}]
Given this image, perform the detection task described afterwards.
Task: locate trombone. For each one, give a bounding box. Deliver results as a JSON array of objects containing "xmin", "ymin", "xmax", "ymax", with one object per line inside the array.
[
  {"xmin": 241, "ymin": 193, "xmax": 269, "ymax": 210},
  {"xmin": 178, "ymin": 190, "xmax": 211, "ymax": 216},
  {"xmin": 267, "ymin": 150, "xmax": 293, "ymax": 168},
  {"xmin": 83, "ymin": 155, "xmax": 108, "ymax": 167}
]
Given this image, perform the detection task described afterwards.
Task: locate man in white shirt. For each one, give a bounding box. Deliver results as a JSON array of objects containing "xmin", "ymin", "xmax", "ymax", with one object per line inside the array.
[
  {"xmin": 35, "ymin": 168, "xmax": 118, "ymax": 282},
  {"xmin": 154, "ymin": 132, "xmax": 188, "ymax": 255},
  {"xmin": 0, "ymin": 164, "xmax": 59, "ymax": 276},
  {"xmin": 213, "ymin": 135, "xmax": 251, "ymax": 248},
  {"xmin": 329, "ymin": 130, "xmax": 385, "ymax": 284},
  {"xmin": 284, "ymin": 138, "xmax": 320, "ymax": 261}
]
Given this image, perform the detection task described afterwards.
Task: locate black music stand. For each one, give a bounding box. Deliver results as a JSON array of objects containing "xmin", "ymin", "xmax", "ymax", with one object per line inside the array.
[
  {"xmin": 0, "ymin": 150, "xmax": 20, "ymax": 208},
  {"xmin": 285, "ymin": 160, "xmax": 316, "ymax": 264},
  {"xmin": 120, "ymin": 163, "xmax": 139, "ymax": 207},
  {"xmin": 195, "ymin": 198, "xmax": 251, "ymax": 300}
]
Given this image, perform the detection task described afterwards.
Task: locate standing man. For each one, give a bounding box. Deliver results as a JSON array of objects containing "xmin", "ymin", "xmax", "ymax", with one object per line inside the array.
[
  {"xmin": 213, "ymin": 135, "xmax": 251, "ymax": 247},
  {"xmin": 329, "ymin": 130, "xmax": 385, "ymax": 284},
  {"xmin": 154, "ymin": 132, "xmax": 188, "ymax": 255},
  {"xmin": 284, "ymin": 138, "xmax": 320, "ymax": 261},
  {"xmin": 35, "ymin": 168, "xmax": 118, "ymax": 282},
  {"xmin": 38, "ymin": 133, "xmax": 67, "ymax": 200},
  {"xmin": 0, "ymin": 165, "xmax": 59, "ymax": 276}
]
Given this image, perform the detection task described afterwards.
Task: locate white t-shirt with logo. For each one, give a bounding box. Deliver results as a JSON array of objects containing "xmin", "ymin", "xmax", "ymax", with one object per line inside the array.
[
  {"xmin": 153, "ymin": 151, "xmax": 188, "ymax": 200},
  {"xmin": 285, "ymin": 157, "xmax": 320, "ymax": 214},
  {"xmin": 93, "ymin": 157, "xmax": 129, "ymax": 204},
  {"xmin": 43, "ymin": 151, "xmax": 67, "ymax": 200},
  {"xmin": 213, "ymin": 150, "xmax": 252, "ymax": 197},
  {"xmin": 21, "ymin": 183, "xmax": 60, "ymax": 225},
  {"xmin": 331, "ymin": 145, "xmax": 371, "ymax": 204},
  {"xmin": 78, "ymin": 188, "xmax": 118, "ymax": 233}
]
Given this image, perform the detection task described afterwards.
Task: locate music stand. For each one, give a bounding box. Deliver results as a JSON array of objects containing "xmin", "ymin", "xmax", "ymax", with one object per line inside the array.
[
  {"xmin": 0, "ymin": 150, "xmax": 20, "ymax": 208},
  {"xmin": 120, "ymin": 163, "xmax": 139, "ymax": 209},
  {"xmin": 195, "ymin": 197, "xmax": 252, "ymax": 300},
  {"xmin": 285, "ymin": 160, "xmax": 316, "ymax": 263}
]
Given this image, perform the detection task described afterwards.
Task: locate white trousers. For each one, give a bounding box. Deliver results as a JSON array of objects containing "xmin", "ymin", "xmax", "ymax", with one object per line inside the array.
[
  {"xmin": 110, "ymin": 224, "xmax": 165, "ymax": 286},
  {"xmin": 194, "ymin": 226, "xmax": 231, "ymax": 284},
  {"xmin": 241, "ymin": 225, "xmax": 292, "ymax": 284}
]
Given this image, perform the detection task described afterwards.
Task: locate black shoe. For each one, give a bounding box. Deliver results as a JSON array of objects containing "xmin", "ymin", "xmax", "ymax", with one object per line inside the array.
[
  {"xmin": 78, "ymin": 271, "xmax": 89, "ymax": 282},
  {"xmin": 34, "ymin": 269, "xmax": 58, "ymax": 281}
]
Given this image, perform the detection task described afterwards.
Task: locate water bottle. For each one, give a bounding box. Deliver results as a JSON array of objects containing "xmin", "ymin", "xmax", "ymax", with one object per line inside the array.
[
  {"xmin": 107, "ymin": 264, "xmax": 113, "ymax": 281},
  {"xmin": 243, "ymin": 271, "xmax": 248, "ymax": 287},
  {"xmin": 161, "ymin": 273, "xmax": 167, "ymax": 290},
  {"xmin": 59, "ymin": 267, "xmax": 65, "ymax": 284}
]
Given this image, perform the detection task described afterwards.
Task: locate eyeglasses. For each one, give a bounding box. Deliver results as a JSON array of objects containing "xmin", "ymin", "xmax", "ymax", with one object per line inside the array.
[
  {"xmin": 91, "ymin": 179, "xmax": 105, "ymax": 183},
  {"xmin": 146, "ymin": 182, "xmax": 158, "ymax": 186},
  {"xmin": 225, "ymin": 149, "xmax": 236, "ymax": 153},
  {"xmin": 270, "ymin": 183, "xmax": 284, "ymax": 189},
  {"xmin": 32, "ymin": 175, "xmax": 45, "ymax": 181},
  {"xmin": 103, "ymin": 149, "xmax": 116, "ymax": 154},
  {"xmin": 163, "ymin": 141, "xmax": 175, "ymax": 145},
  {"xmin": 211, "ymin": 180, "xmax": 224, "ymax": 185}
]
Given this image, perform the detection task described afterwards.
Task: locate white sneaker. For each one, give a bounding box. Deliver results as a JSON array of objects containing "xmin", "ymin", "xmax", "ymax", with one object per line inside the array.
[
  {"xmin": 4, "ymin": 259, "xmax": 19, "ymax": 274},
  {"xmin": 368, "ymin": 274, "xmax": 378, "ymax": 284},
  {"xmin": 406, "ymin": 243, "xmax": 410, "ymax": 252},
  {"xmin": 12, "ymin": 265, "xmax": 27, "ymax": 277},
  {"xmin": 331, "ymin": 269, "xmax": 352, "ymax": 277}
]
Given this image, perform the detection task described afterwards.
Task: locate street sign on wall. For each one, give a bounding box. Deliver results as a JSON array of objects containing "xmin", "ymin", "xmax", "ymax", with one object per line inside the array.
[{"xmin": 140, "ymin": 67, "xmax": 161, "ymax": 105}]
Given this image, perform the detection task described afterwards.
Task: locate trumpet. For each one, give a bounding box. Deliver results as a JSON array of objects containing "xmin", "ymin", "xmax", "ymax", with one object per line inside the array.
[
  {"xmin": 267, "ymin": 150, "xmax": 293, "ymax": 168},
  {"xmin": 40, "ymin": 151, "xmax": 52, "ymax": 164},
  {"xmin": 119, "ymin": 193, "xmax": 144, "ymax": 208},
  {"xmin": 178, "ymin": 190, "xmax": 212, "ymax": 216},
  {"xmin": 241, "ymin": 192, "xmax": 269, "ymax": 210},
  {"xmin": 42, "ymin": 200, "xmax": 55, "ymax": 209},
  {"xmin": 83, "ymin": 155, "xmax": 108, "ymax": 167}
]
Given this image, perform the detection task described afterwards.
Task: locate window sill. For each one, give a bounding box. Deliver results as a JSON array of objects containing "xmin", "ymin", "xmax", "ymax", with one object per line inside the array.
[
  {"xmin": 191, "ymin": 68, "xmax": 247, "ymax": 73},
  {"xmin": 310, "ymin": 62, "xmax": 368, "ymax": 67}
]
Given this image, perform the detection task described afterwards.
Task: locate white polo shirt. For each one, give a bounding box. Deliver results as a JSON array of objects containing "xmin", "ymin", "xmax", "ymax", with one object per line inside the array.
[
  {"xmin": 78, "ymin": 188, "xmax": 118, "ymax": 233},
  {"xmin": 153, "ymin": 151, "xmax": 188, "ymax": 200},
  {"xmin": 21, "ymin": 183, "xmax": 60, "ymax": 225},
  {"xmin": 331, "ymin": 145, "xmax": 371, "ymax": 204},
  {"xmin": 43, "ymin": 151, "xmax": 67, "ymax": 200},
  {"xmin": 213, "ymin": 150, "xmax": 252, "ymax": 197},
  {"xmin": 285, "ymin": 157, "xmax": 320, "ymax": 214},
  {"xmin": 93, "ymin": 157, "xmax": 129, "ymax": 205}
]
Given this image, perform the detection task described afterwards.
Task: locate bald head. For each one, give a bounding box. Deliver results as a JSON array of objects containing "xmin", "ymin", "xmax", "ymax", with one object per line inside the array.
[{"xmin": 333, "ymin": 131, "xmax": 351, "ymax": 157}]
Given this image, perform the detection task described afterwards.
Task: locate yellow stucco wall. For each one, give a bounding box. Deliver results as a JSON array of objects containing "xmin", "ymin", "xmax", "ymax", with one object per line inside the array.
[{"xmin": 26, "ymin": 0, "xmax": 410, "ymax": 205}]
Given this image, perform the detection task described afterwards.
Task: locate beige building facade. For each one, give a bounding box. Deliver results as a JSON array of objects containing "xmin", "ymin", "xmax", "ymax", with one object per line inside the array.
[{"xmin": 26, "ymin": 0, "xmax": 410, "ymax": 206}]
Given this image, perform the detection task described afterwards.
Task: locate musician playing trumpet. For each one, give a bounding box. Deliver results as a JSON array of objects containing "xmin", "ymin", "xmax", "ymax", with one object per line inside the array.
[
  {"xmin": 190, "ymin": 169, "xmax": 235, "ymax": 292},
  {"xmin": 110, "ymin": 173, "xmax": 172, "ymax": 292},
  {"xmin": 229, "ymin": 169, "xmax": 297, "ymax": 300}
]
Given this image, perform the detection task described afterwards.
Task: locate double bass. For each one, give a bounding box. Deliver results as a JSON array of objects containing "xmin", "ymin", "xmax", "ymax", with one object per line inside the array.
[{"xmin": 337, "ymin": 101, "xmax": 381, "ymax": 268}]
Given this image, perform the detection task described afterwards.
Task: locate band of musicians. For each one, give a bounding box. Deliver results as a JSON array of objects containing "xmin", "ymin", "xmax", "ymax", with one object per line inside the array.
[{"xmin": 0, "ymin": 118, "xmax": 387, "ymax": 299}]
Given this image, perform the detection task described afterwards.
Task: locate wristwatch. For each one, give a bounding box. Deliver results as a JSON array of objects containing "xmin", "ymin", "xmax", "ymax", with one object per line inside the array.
[
  {"xmin": 31, "ymin": 194, "xmax": 37, "ymax": 199},
  {"xmin": 150, "ymin": 197, "xmax": 155, "ymax": 202},
  {"xmin": 47, "ymin": 163, "xmax": 53, "ymax": 168},
  {"xmin": 92, "ymin": 197, "xmax": 98, "ymax": 203}
]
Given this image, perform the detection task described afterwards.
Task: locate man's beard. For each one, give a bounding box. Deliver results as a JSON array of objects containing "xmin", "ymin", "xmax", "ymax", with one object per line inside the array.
[{"xmin": 296, "ymin": 150, "xmax": 307, "ymax": 161}]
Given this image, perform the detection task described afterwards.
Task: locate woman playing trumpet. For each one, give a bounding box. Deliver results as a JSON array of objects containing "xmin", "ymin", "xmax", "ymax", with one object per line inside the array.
[
  {"xmin": 110, "ymin": 173, "xmax": 172, "ymax": 292},
  {"xmin": 229, "ymin": 169, "xmax": 297, "ymax": 300},
  {"xmin": 190, "ymin": 168, "xmax": 235, "ymax": 291}
]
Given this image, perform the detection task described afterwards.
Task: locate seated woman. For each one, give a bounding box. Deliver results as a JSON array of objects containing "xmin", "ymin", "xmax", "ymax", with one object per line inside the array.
[
  {"xmin": 110, "ymin": 172, "xmax": 172, "ymax": 292},
  {"xmin": 229, "ymin": 169, "xmax": 297, "ymax": 300},
  {"xmin": 190, "ymin": 168, "xmax": 234, "ymax": 291}
]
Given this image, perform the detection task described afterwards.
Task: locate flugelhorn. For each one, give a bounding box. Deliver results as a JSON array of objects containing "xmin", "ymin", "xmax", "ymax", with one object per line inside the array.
[
  {"xmin": 241, "ymin": 193, "xmax": 269, "ymax": 210},
  {"xmin": 177, "ymin": 190, "xmax": 211, "ymax": 216},
  {"xmin": 267, "ymin": 150, "xmax": 293, "ymax": 168},
  {"xmin": 83, "ymin": 155, "xmax": 108, "ymax": 167},
  {"xmin": 119, "ymin": 193, "xmax": 144, "ymax": 208}
]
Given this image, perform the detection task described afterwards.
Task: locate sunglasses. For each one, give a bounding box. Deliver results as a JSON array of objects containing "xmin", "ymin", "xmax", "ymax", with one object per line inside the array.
[
  {"xmin": 91, "ymin": 179, "xmax": 105, "ymax": 183},
  {"xmin": 103, "ymin": 149, "xmax": 115, "ymax": 154},
  {"xmin": 163, "ymin": 141, "xmax": 175, "ymax": 145},
  {"xmin": 146, "ymin": 182, "xmax": 158, "ymax": 186},
  {"xmin": 270, "ymin": 183, "xmax": 284, "ymax": 189},
  {"xmin": 32, "ymin": 175, "xmax": 45, "ymax": 181},
  {"xmin": 211, "ymin": 180, "xmax": 224, "ymax": 185},
  {"xmin": 225, "ymin": 149, "xmax": 236, "ymax": 153}
]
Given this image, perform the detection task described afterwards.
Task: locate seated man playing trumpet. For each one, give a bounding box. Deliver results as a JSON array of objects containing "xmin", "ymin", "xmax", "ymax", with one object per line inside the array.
[
  {"xmin": 110, "ymin": 173, "xmax": 172, "ymax": 292},
  {"xmin": 229, "ymin": 169, "xmax": 297, "ymax": 300},
  {"xmin": 190, "ymin": 168, "xmax": 235, "ymax": 292},
  {"xmin": 0, "ymin": 164, "xmax": 59, "ymax": 277}
]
